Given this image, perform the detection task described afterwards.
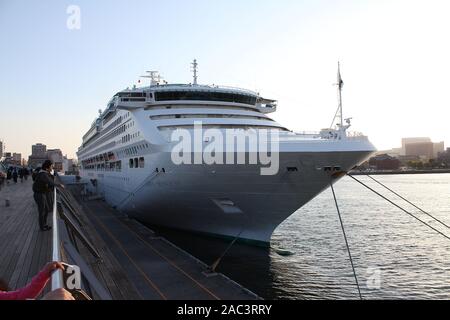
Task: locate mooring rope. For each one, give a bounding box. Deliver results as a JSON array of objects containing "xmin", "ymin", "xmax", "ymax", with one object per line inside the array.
[
  {"xmin": 208, "ymin": 229, "xmax": 244, "ymax": 273},
  {"xmin": 363, "ymin": 174, "xmax": 450, "ymax": 230},
  {"xmin": 347, "ymin": 173, "xmax": 450, "ymax": 242},
  {"xmin": 330, "ymin": 178, "xmax": 363, "ymax": 300}
]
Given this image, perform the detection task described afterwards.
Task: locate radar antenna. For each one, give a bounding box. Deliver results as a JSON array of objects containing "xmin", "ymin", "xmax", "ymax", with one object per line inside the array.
[
  {"xmin": 141, "ymin": 71, "xmax": 162, "ymax": 86},
  {"xmin": 191, "ymin": 59, "xmax": 198, "ymax": 85}
]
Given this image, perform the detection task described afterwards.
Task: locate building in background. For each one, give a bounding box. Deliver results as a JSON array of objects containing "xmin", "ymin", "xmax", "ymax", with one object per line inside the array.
[
  {"xmin": 32, "ymin": 143, "xmax": 47, "ymax": 157},
  {"xmin": 12, "ymin": 153, "xmax": 22, "ymax": 166},
  {"xmin": 405, "ymin": 142, "xmax": 434, "ymax": 160},
  {"xmin": 3, "ymin": 152, "xmax": 13, "ymax": 165},
  {"xmin": 398, "ymin": 155, "xmax": 421, "ymax": 166},
  {"xmin": 401, "ymin": 137, "xmax": 431, "ymax": 155},
  {"xmin": 369, "ymin": 154, "xmax": 400, "ymax": 170},
  {"xmin": 437, "ymin": 148, "xmax": 450, "ymax": 166},
  {"xmin": 47, "ymin": 149, "xmax": 63, "ymax": 172},
  {"xmin": 0, "ymin": 140, "xmax": 3, "ymax": 158},
  {"xmin": 433, "ymin": 141, "xmax": 445, "ymax": 158},
  {"xmin": 400, "ymin": 137, "xmax": 445, "ymax": 160},
  {"xmin": 63, "ymin": 156, "xmax": 72, "ymax": 174},
  {"xmin": 28, "ymin": 143, "xmax": 66, "ymax": 171},
  {"xmin": 62, "ymin": 156, "xmax": 78, "ymax": 175},
  {"xmin": 28, "ymin": 143, "xmax": 49, "ymax": 168}
]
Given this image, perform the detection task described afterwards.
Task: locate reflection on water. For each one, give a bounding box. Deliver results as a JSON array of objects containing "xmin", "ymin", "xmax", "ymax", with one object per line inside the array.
[{"xmin": 149, "ymin": 174, "xmax": 450, "ymax": 300}]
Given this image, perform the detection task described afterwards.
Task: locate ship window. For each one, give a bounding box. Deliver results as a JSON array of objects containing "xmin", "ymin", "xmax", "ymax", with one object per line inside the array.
[
  {"xmin": 150, "ymin": 114, "xmax": 270, "ymax": 121},
  {"xmin": 139, "ymin": 157, "xmax": 145, "ymax": 168},
  {"xmin": 146, "ymin": 105, "xmax": 256, "ymax": 112},
  {"xmin": 154, "ymin": 91, "xmax": 257, "ymax": 105},
  {"xmin": 121, "ymin": 98, "xmax": 145, "ymax": 102},
  {"xmin": 129, "ymin": 159, "xmax": 133, "ymax": 168},
  {"xmin": 117, "ymin": 92, "xmax": 146, "ymax": 98},
  {"xmin": 134, "ymin": 158, "xmax": 138, "ymax": 168}
]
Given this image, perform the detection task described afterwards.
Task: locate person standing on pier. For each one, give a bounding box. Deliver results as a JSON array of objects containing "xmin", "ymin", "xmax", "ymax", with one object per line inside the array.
[
  {"xmin": 24, "ymin": 167, "xmax": 29, "ymax": 181},
  {"xmin": 32, "ymin": 160, "xmax": 64, "ymax": 231},
  {"xmin": 12, "ymin": 168, "xmax": 18, "ymax": 183},
  {"xmin": 19, "ymin": 167, "xmax": 24, "ymax": 183},
  {"xmin": 6, "ymin": 167, "xmax": 12, "ymax": 184}
]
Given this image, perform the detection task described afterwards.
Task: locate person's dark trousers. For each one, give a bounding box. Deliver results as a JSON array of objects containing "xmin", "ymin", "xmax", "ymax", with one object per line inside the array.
[
  {"xmin": 46, "ymin": 191, "xmax": 54, "ymax": 213},
  {"xmin": 33, "ymin": 192, "xmax": 48, "ymax": 230}
]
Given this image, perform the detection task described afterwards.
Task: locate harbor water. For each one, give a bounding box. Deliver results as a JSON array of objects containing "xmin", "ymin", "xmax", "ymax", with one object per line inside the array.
[{"xmin": 150, "ymin": 174, "xmax": 450, "ymax": 300}]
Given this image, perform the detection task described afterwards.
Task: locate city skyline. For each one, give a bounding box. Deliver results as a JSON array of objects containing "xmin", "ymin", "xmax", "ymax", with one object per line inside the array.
[{"xmin": 1, "ymin": 0, "xmax": 450, "ymax": 159}]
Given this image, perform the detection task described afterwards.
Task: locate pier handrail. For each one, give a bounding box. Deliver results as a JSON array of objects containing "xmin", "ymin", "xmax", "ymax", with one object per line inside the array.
[
  {"xmin": 49, "ymin": 178, "xmax": 112, "ymax": 300},
  {"xmin": 51, "ymin": 187, "xmax": 64, "ymax": 290}
]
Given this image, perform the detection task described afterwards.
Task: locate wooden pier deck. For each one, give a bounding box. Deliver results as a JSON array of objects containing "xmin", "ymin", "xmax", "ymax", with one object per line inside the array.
[
  {"xmin": 0, "ymin": 178, "xmax": 259, "ymax": 300},
  {"xmin": 0, "ymin": 179, "xmax": 52, "ymax": 298}
]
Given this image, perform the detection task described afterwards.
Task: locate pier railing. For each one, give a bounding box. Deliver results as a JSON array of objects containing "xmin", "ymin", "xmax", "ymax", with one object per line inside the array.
[
  {"xmin": 51, "ymin": 188, "xmax": 64, "ymax": 290},
  {"xmin": 50, "ymin": 179, "xmax": 112, "ymax": 300}
]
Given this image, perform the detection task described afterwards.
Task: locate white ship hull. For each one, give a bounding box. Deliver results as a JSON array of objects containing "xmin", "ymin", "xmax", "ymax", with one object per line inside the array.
[{"xmin": 81, "ymin": 139, "xmax": 374, "ymax": 245}]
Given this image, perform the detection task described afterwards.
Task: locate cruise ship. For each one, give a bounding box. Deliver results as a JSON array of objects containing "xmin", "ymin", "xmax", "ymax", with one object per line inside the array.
[{"xmin": 77, "ymin": 61, "xmax": 376, "ymax": 246}]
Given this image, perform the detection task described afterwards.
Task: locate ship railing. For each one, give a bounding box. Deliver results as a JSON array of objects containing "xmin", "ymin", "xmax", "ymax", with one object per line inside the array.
[
  {"xmin": 294, "ymin": 131, "xmax": 321, "ymax": 136},
  {"xmin": 51, "ymin": 178, "xmax": 112, "ymax": 300},
  {"xmin": 148, "ymin": 83, "xmax": 259, "ymax": 96},
  {"xmin": 212, "ymin": 85, "xmax": 259, "ymax": 96},
  {"xmin": 346, "ymin": 131, "xmax": 369, "ymax": 140},
  {"xmin": 293, "ymin": 130, "xmax": 368, "ymax": 139}
]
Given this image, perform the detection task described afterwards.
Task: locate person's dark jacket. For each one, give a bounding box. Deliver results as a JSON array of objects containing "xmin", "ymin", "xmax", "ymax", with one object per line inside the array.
[
  {"xmin": 32, "ymin": 171, "xmax": 57, "ymax": 193},
  {"xmin": 32, "ymin": 168, "xmax": 41, "ymax": 181}
]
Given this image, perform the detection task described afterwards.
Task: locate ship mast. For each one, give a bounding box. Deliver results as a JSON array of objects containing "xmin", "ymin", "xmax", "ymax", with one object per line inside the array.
[
  {"xmin": 191, "ymin": 59, "xmax": 198, "ymax": 85},
  {"xmin": 330, "ymin": 62, "xmax": 348, "ymax": 131},
  {"xmin": 337, "ymin": 62, "xmax": 344, "ymax": 130}
]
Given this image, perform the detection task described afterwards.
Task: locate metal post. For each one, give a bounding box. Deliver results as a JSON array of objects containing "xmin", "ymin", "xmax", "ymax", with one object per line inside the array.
[
  {"xmin": 337, "ymin": 62, "xmax": 344, "ymax": 133},
  {"xmin": 51, "ymin": 188, "xmax": 63, "ymax": 290}
]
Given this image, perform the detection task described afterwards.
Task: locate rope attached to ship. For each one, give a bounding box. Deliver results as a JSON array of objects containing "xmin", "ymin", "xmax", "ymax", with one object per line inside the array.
[
  {"xmin": 362, "ymin": 173, "xmax": 450, "ymax": 230},
  {"xmin": 329, "ymin": 176, "xmax": 363, "ymax": 300},
  {"xmin": 346, "ymin": 173, "xmax": 450, "ymax": 242},
  {"xmin": 208, "ymin": 229, "xmax": 244, "ymax": 273}
]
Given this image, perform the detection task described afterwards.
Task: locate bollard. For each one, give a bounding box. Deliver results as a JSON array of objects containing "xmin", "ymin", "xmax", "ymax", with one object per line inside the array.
[{"xmin": 5, "ymin": 199, "xmax": 10, "ymax": 207}]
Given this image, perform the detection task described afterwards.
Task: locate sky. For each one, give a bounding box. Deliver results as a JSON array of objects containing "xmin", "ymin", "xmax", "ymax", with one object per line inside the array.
[{"xmin": 0, "ymin": 0, "xmax": 449, "ymax": 159}]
